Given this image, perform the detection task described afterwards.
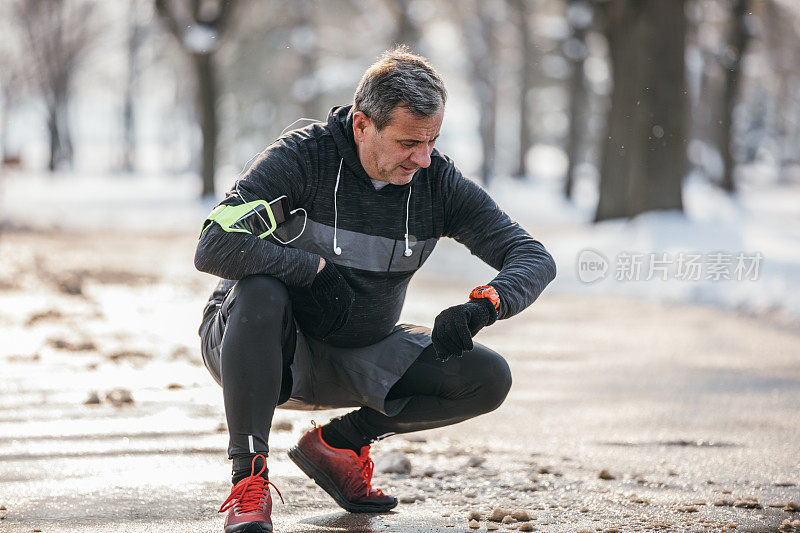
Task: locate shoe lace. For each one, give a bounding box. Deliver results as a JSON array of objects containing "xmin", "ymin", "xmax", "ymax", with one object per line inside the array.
[
  {"xmin": 353, "ymin": 449, "xmax": 386, "ymax": 497},
  {"xmin": 218, "ymin": 454, "xmax": 284, "ymax": 515}
]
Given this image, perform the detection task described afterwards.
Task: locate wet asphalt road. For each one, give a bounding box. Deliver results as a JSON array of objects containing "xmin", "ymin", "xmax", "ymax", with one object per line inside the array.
[{"xmin": 0, "ymin": 231, "xmax": 798, "ymax": 532}]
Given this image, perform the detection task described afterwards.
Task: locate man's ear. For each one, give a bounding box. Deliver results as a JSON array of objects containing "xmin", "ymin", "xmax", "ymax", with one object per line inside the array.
[{"xmin": 352, "ymin": 111, "xmax": 372, "ymax": 143}]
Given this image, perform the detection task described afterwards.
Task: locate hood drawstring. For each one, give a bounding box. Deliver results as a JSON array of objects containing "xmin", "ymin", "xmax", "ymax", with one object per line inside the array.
[{"xmin": 332, "ymin": 158, "xmax": 413, "ymax": 258}]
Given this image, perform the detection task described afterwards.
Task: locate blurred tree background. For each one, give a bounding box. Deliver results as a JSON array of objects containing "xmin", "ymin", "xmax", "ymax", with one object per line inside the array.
[{"xmin": 1, "ymin": 0, "xmax": 799, "ymax": 223}]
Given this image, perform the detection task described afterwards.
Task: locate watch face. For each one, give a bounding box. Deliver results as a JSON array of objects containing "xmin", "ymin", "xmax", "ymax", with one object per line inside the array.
[{"xmin": 470, "ymin": 286, "xmax": 500, "ymax": 313}]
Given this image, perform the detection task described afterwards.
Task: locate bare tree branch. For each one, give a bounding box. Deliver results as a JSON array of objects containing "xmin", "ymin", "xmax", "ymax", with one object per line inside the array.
[
  {"xmin": 13, "ymin": 0, "xmax": 103, "ymax": 170},
  {"xmin": 154, "ymin": 0, "xmax": 237, "ymax": 197}
]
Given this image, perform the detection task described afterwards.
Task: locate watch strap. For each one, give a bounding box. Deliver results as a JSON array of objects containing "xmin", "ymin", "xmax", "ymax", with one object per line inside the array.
[{"xmin": 469, "ymin": 285, "xmax": 500, "ymax": 317}]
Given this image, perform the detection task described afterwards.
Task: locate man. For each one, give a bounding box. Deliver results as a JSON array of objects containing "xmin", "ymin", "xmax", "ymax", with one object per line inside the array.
[{"xmin": 195, "ymin": 47, "xmax": 556, "ymax": 533}]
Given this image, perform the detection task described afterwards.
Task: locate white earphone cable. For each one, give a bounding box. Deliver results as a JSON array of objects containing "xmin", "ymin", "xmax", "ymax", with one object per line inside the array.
[
  {"xmin": 271, "ymin": 207, "xmax": 308, "ymax": 245},
  {"xmin": 280, "ymin": 117, "xmax": 321, "ymax": 137},
  {"xmin": 403, "ymin": 182, "xmax": 413, "ymax": 257},
  {"xmin": 333, "ymin": 159, "xmax": 344, "ymax": 255},
  {"xmin": 231, "ymin": 116, "xmax": 321, "ymax": 244},
  {"xmin": 233, "ymin": 119, "xmax": 414, "ymax": 259}
]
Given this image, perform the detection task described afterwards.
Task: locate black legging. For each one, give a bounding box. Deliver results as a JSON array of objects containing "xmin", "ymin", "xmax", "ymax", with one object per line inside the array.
[
  {"xmin": 326, "ymin": 343, "xmax": 512, "ymax": 447},
  {"xmin": 217, "ymin": 275, "xmax": 512, "ymax": 458}
]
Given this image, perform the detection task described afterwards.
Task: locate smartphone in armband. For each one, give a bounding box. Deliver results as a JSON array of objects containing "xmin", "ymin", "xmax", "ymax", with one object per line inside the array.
[
  {"xmin": 231, "ymin": 195, "xmax": 290, "ymax": 236},
  {"xmin": 200, "ymin": 195, "xmax": 294, "ymax": 240}
]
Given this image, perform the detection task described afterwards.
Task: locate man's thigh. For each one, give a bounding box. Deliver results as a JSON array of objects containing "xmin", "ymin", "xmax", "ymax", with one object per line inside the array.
[
  {"xmin": 386, "ymin": 342, "xmax": 509, "ymax": 402},
  {"xmin": 200, "ymin": 285, "xmax": 434, "ymax": 416},
  {"xmin": 279, "ymin": 324, "xmax": 433, "ymax": 416},
  {"xmin": 199, "ymin": 302, "xmax": 226, "ymax": 387},
  {"xmin": 198, "ymin": 276, "xmax": 295, "ymax": 392}
]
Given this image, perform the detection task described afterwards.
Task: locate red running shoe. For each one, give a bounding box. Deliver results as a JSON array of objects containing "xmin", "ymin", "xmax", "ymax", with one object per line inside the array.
[
  {"xmin": 288, "ymin": 424, "xmax": 397, "ymax": 513},
  {"xmin": 218, "ymin": 454, "xmax": 284, "ymax": 533}
]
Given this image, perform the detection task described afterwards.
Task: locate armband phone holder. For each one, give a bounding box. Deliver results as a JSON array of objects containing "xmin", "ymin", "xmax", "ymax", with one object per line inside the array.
[{"xmin": 200, "ymin": 198, "xmax": 286, "ymax": 240}]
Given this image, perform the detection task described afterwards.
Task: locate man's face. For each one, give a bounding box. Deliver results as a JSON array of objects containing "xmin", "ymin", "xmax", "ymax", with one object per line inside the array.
[{"xmin": 353, "ymin": 105, "xmax": 444, "ymax": 186}]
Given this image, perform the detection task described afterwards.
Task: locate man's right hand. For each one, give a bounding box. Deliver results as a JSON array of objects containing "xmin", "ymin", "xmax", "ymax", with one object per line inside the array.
[{"xmin": 309, "ymin": 261, "xmax": 354, "ymax": 339}]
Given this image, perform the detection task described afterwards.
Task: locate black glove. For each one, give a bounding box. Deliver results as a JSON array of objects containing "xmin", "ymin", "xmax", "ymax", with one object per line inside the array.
[
  {"xmin": 431, "ymin": 298, "xmax": 497, "ymax": 362},
  {"xmin": 308, "ymin": 261, "xmax": 355, "ymax": 339}
]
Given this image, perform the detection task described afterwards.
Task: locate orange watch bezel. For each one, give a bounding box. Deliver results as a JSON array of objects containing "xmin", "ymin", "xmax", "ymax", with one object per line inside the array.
[{"xmin": 469, "ymin": 285, "xmax": 500, "ymax": 315}]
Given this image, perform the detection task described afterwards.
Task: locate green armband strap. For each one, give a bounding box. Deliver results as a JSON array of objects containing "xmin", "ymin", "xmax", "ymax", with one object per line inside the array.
[{"xmin": 200, "ymin": 200, "xmax": 277, "ymax": 240}]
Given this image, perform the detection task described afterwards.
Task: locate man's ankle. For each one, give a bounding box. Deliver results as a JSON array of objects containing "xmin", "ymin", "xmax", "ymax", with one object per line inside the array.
[
  {"xmin": 319, "ymin": 424, "xmax": 363, "ymax": 454},
  {"xmin": 231, "ymin": 453, "xmax": 268, "ymax": 484}
]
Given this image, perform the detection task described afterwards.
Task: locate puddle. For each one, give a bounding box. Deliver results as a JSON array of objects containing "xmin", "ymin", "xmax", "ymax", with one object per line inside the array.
[{"xmin": 600, "ymin": 439, "xmax": 740, "ymax": 448}]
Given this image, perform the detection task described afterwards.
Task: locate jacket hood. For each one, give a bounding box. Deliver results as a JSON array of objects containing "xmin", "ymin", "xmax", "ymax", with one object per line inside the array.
[{"xmin": 326, "ymin": 105, "xmax": 413, "ymax": 191}]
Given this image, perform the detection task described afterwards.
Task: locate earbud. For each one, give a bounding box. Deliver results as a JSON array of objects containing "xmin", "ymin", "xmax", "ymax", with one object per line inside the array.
[
  {"xmin": 334, "ymin": 246, "xmax": 342, "ymax": 255},
  {"xmin": 404, "ymin": 248, "xmax": 413, "ymax": 257}
]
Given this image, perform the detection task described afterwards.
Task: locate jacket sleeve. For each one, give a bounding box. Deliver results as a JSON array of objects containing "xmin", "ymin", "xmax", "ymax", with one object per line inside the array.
[
  {"xmin": 194, "ymin": 134, "xmax": 320, "ymax": 287},
  {"xmin": 441, "ymin": 161, "xmax": 556, "ymax": 319}
]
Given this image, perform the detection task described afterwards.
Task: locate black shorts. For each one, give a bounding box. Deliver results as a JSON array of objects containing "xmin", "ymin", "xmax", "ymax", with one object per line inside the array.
[{"xmin": 199, "ymin": 298, "xmax": 432, "ymax": 416}]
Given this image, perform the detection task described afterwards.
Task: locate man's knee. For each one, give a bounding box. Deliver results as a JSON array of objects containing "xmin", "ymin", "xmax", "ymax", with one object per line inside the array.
[
  {"xmin": 472, "ymin": 345, "xmax": 512, "ymax": 412},
  {"xmin": 227, "ymin": 275, "xmax": 291, "ymax": 325}
]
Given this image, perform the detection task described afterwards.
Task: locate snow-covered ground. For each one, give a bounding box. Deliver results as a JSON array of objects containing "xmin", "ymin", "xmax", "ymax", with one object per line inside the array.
[{"xmin": 2, "ymin": 167, "xmax": 799, "ymax": 318}]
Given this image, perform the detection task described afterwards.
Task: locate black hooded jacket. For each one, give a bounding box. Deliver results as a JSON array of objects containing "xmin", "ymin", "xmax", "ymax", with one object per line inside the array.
[{"xmin": 195, "ymin": 105, "xmax": 556, "ymax": 348}]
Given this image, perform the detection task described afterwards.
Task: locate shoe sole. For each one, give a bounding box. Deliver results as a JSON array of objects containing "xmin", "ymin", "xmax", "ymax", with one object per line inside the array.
[
  {"xmin": 288, "ymin": 446, "xmax": 398, "ymax": 513},
  {"xmin": 224, "ymin": 522, "xmax": 272, "ymax": 533}
]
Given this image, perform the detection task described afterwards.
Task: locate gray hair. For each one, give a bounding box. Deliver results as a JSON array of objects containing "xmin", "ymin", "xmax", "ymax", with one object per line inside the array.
[{"xmin": 353, "ymin": 46, "xmax": 447, "ymax": 130}]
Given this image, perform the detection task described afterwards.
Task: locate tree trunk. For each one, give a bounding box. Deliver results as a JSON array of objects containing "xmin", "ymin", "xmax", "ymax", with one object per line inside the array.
[
  {"xmin": 122, "ymin": 0, "xmax": 143, "ymax": 173},
  {"xmin": 47, "ymin": 104, "xmax": 59, "ymax": 172},
  {"xmin": 564, "ymin": 64, "xmax": 588, "ymax": 198},
  {"xmin": 564, "ymin": 0, "xmax": 591, "ymax": 198},
  {"xmin": 509, "ymin": 0, "xmax": 534, "ymax": 179},
  {"xmin": 389, "ymin": 0, "xmax": 421, "ymax": 50},
  {"xmin": 0, "ymin": 94, "xmax": 8, "ymax": 161},
  {"xmin": 636, "ymin": 0, "xmax": 686, "ymax": 215},
  {"xmin": 596, "ymin": 1, "xmax": 642, "ymax": 221},
  {"xmin": 154, "ymin": 0, "xmax": 234, "ymax": 198},
  {"xmin": 595, "ymin": 0, "xmax": 687, "ymax": 222},
  {"xmin": 15, "ymin": 0, "xmax": 99, "ymax": 173},
  {"xmin": 761, "ymin": 0, "xmax": 797, "ymax": 181},
  {"xmin": 720, "ymin": 0, "xmax": 750, "ymax": 193},
  {"xmin": 461, "ymin": 1, "xmax": 498, "ymax": 185},
  {"xmin": 294, "ymin": 0, "xmax": 320, "ymax": 119},
  {"xmin": 46, "ymin": 94, "xmax": 72, "ymax": 172},
  {"xmin": 193, "ymin": 52, "xmax": 218, "ymax": 198},
  {"xmin": 122, "ymin": 86, "xmax": 135, "ymax": 173},
  {"xmin": 478, "ymin": 83, "xmax": 497, "ymax": 185}
]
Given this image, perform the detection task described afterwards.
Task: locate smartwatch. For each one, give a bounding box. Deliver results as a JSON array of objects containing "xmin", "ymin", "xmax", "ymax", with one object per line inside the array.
[{"xmin": 469, "ymin": 285, "xmax": 500, "ymax": 317}]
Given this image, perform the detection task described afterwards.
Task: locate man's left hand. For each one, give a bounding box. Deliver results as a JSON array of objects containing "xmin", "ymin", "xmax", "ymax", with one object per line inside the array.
[{"xmin": 431, "ymin": 298, "xmax": 497, "ymax": 362}]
